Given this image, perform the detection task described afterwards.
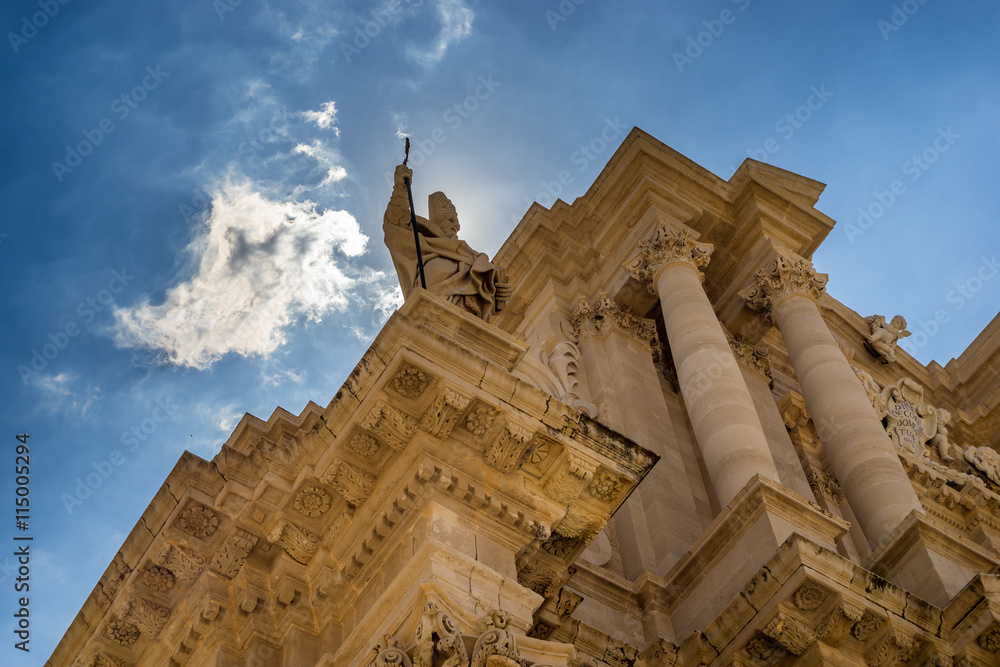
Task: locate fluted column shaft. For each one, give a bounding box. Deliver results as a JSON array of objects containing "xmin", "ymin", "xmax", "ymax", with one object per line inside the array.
[
  {"xmin": 628, "ymin": 225, "xmax": 779, "ymax": 506},
  {"xmin": 742, "ymin": 249, "xmax": 923, "ymax": 547}
]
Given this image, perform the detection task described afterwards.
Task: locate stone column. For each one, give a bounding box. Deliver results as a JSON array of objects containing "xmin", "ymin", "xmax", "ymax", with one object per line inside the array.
[
  {"xmin": 626, "ymin": 224, "xmax": 779, "ymax": 506},
  {"xmin": 740, "ymin": 247, "xmax": 923, "ymax": 547}
]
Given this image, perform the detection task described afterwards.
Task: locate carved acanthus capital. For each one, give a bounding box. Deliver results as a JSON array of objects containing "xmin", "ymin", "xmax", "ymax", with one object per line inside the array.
[
  {"xmin": 625, "ymin": 224, "xmax": 713, "ymax": 289},
  {"xmin": 572, "ymin": 293, "xmax": 658, "ymax": 351},
  {"xmin": 740, "ymin": 247, "xmax": 828, "ymax": 319}
]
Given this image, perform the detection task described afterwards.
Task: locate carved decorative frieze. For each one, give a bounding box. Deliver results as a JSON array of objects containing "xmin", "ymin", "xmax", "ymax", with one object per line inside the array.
[
  {"xmin": 293, "ymin": 485, "xmax": 333, "ymax": 517},
  {"xmin": 864, "ymin": 314, "xmax": 911, "ymax": 364},
  {"xmin": 414, "ymin": 602, "xmax": 467, "ymax": 667},
  {"xmin": 544, "ymin": 453, "xmax": 598, "ymax": 504},
  {"xmin": 965, "ymin": 447, "xmax": 1000, "ymax": 486},
  {"xmin": 175, "ymin": 504, "xmax": 219, "ymax": 539},
  {"xmin": 104, "ymin": 619, "xmax": 140, "ymax": 646},
  {"xmin": 483, "ymin": 422, "xmax": 535, "ymax": 473},
  {"xmin": 88, "ymin": 651, "xmax": 132, "ymax": 667},
  {"xmin": 362, "ymin": 400, "xmax": 418, "ymax": 451},
  {"xmin": 865, "ymin": 628, "xmax": 923, "ymax": 667},
  {"xmin": 141, "ymin": 565, "xmax": 175, "ymax": 593},
  {"xmin": 744, "ymin": 634, "xmax": 779, "ymax": 660},
  {"xmin": 625, "ymin": 224, "xmax": 713, "ymax": 289},
  {"xmin": 322, "ymin": 458, "xmax": 376, "ymax": 505},
  {"xmin": 348, "ymin": 433, "xmax": 380, "ymax": 458},
  {"xmin": 119, "ymin": 595, "xmax": 169, "ymax": 636},
  {"xmin": 270, "ymin": 521, "xmax": 321, "ymax": 564},
  {"xmin": 392, "ymin": 363, "xmax": 429, "ymax": 398},
  {"xmin": 419, "ymin": 387, "xmax": 471, "ymax": 439},
  {"xmin": 807, "ymin": 472, "xmax": 845, "ymax": 504},
  {"xmin": 739, "ymin": 246, "xmax": 828, "ymax": 319},
  {"xmin": 209, "ymin": 528, "xmax": 258, "ymax": 579}
]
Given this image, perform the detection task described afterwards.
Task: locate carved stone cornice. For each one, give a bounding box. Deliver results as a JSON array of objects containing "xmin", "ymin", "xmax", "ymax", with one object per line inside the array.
[
  {"xmin": 624, "ymin": 224, "xmax": 713, "ymax": 289},
  {"xmin": 739, "ymin": 246, "xmax": 828, "ymax": 319}
]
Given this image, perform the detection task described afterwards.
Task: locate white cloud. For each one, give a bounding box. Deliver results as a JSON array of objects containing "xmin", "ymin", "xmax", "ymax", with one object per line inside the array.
[
  {"xmin": 293, "ymin": 141, "xmax": 349, "ymax": 186},
  {"xmin": 30, "ymin": 372, "xmax": 101, "ymax": 417},
  {"xmin": 113, "ymin": 181, "xmax": 369, "ymax": 369},
  {"xmin": 303, "ymin": 101, "xmax": 340, "ymax": 134},
  {"xmin": 407, "ymin": 0, "xmax": 474, "ymax": 66}
]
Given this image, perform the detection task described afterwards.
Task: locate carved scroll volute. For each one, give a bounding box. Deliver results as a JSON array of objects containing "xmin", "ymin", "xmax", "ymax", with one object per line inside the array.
[
  {"xmin": 368, "ymin": 635, "xmax": 413, "ymax": 667},
  {"xmin": 414, "ymin": 602, "xmax": 467, "ymax": 667},
  {"xmin": 471, "ymin": 610, "xmax": 522, "ymax": 667},
  {"xmin": 739, "ymin": 246, "xmax": 828, "ymax": 322}
]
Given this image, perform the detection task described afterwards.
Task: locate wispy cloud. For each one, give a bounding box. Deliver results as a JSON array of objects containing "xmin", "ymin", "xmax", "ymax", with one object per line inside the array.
[
  {"xmin": 407, "ymin": 0, "xmax": 474, "ymax": 67},
  {"xmin": 29, "ymin": 372, "xmax": 101, "ymax": 416},
  {"xmin": 302, "ymin": 101, "xmax": 340, "ymax": 133},
  {"xmin": 113, "ymin": 181, "xmax": 368, "ymax": 369}
]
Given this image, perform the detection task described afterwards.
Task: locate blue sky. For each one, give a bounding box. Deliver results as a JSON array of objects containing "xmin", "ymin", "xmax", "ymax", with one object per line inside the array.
[{"xmin": 1, "ymin": 0, "xmax": 998, "ymax": 662}]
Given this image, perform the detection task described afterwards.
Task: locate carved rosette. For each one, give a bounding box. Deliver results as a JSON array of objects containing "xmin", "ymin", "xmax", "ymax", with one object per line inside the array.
[
  {"xmin": 392, "ymin": 364, "xmax": 429, "ymax": 398},
  {"xmin": 419, "ymin": 388, "xmax": 471, "ymax": 439},
  {"xmin": 175, "ymin": 504, "xmax": 219, "ymax": 538},
  {"xmin": 739, "ymin": 247, "xmax": 829, "ymax": 321},
  {"xmin": 141, "ymin": 565, "xmax": 175, "ymax": 593},
  {"xmin": 209, "ymin": 528, "xmax": 259, "ymax": 579},
  {"xmin": 466, "ymin": 406, "xmax": 498, "ymax": 437},
  {"xmin": 792, "ymin": 582, "xmax": 829, "ymax": 611},
  {"xmin": 293, "ymin": 485, "xmax": 333, "ymax": 517},
  {"xmin": 322, "ymin": 458, "xmax": 376, "ymax": 506},
  {"xmin": 104, "ymin": 619, "xmax": 140, "ymax": 646},
  {"xmin": 362, "ymin": 400, "xmax": 418, "ymax": 452},
  {"xmin": 483, "ymin": 422, "xmax": 535, "ymax": 473},
  {"xmin": 348, "ymin": 433, "xmax": 380, "ymax": 458},
  {"xmin": 978, "ymin": 627, "xmax": 1000, "ymax": 652},
  {"xmin": 589, "ymin": 470, "xmax": 625, "ymax": 502},
  {"xmin": 624, "ymin": 224, "xmax": 714, "ymax": 290}
]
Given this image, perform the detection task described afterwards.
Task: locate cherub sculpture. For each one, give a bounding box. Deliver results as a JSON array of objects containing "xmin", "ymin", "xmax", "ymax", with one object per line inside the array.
[
  {"xmin": 965, "ymin": 446, "xmax": 1000, "ymax": 486},
  {"xmin": 383, "ymin": 164, "xmax": 510, "ymax": 322},
  {"xmin": 919, "ymin": 406, "xmax": 954, "ymax": 462},
  {"xmin": 864, "ymin": 314, "xmax": 910, "ymax": 363}
]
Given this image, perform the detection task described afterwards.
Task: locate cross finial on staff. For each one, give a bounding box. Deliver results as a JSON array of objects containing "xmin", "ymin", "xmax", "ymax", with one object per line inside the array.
[
  {"xmin": 400, "ymin": 137, "xmax": 426, "ymax": 289},
  {"xmin": 403, "ymin": 137, "xmax": 410, "ymax": 167}
]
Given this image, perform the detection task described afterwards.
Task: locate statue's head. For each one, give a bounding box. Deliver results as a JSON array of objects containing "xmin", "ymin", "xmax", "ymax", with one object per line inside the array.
[
  {"xmin": 890, "ymin": 315, "xmax": 907, "ymax": 330},
  {"xmin": 428, "ymin": 191, "xmax": 460, "ymax": 238}
]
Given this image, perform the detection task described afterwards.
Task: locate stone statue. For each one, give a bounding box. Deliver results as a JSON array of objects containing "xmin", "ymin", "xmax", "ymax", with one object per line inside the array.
[
  {"xmin": 864, "ymin": 314, "xmax": 910, "ymax": 363},
  {"xmin": 384, "ymin": 164, "xmax": 510, "ymax": 321},
  {"xmin": 919, "ymin": 406, "xmax": 954, "ymax": 462},
  {"xmin": 965, "ymin": 446, "xmax": 1000, "ymax": 486}
]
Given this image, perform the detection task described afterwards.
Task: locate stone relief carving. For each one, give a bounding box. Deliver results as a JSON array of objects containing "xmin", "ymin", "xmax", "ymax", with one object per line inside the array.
[
  {"xmin": 119, "ymin": 595, "xmax": 169, "ymax": 636},
  {"xmin": 724, "ymin": 328, "xmax": 772, "ymax": 381},
  {"xmin": 160, "ymin": 543, "xmax": 206, "ymax": 584},
  {"xmin": 544, "ymin": 341, "xmax": 598, "ymax": 418},
  {"xmin": 420, "ymin": 387, "xmax": 471, "ymax": 439},
  {"xmin": 209, "ymin": 528, "xmax": 258, "ymax": 579},
  {"xmin": 270, "ymin": 520, "xmax": 321, "ymax": 564},
  {"xmin": 141, "ymin": 565, "xmax": 175, "ymax": 593},
  {"xmin": 470, "ymin": 610, "xmax": 525, "ymax": 667},
  {"xmin": 625, "ymin": 224, "xmax": 713, "ymax": 290},
  {"xmin": 483, "ymin": 422, "xmax": 535, "ymax": 473},
  {"xmin": 349, "ymin": 432, "xmax": 381, "ymax": 458},
  {"xmin": 362, "ymin": 400, "xmax": 418, "ymax": 452},
  {"xmin": 965, "ymin": 447, "xmax": 1000, "ymax": 486},
  {"xmin": 368, "ymin": 635, "xmax": 413, "ymax": 667},
  {"xmin": 104, "ymin": 619, "xmax": 140, "ymax": 646},
  {"xmin": 392, "ymin": 364, "xmax": 430, "ymax": 398},
  {"xmin": 293, "ymin": 485, "xmax": 333, "ymax": 517},
  {"xmin": 322, "ymin": 458, "xmax": 376, "ymax": 506},
  {"xmin": 466, "ymin": 406, "xmax": 497, "ymax": 437},
  {"xmin": 175, "ymin": 504, "xmax": 219, "ymax": 539},
  {"xmin": 864, "ymin": 314, "xmax": 911, "ymax": 363}
]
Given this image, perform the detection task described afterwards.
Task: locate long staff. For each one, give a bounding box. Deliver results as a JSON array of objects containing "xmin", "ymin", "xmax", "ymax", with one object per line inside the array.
[{"xmin": 402, "ymin": 138, "xmax": 427, "ymax": 290}]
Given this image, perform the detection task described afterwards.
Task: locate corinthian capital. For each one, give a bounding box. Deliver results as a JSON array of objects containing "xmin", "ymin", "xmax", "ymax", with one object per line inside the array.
[
  {"xmin": 625, "ymin": 224, "xmax": 713, "ymax": 287},
  {"xmin": 739, "ymin": 247, "xmax": 828, "ymax": 317}
]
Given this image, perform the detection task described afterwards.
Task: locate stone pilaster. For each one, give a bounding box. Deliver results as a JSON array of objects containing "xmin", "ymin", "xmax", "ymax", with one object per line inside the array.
[
  {"xmin": 626, "ymin": 223, "xmax": 779, "ymax": 506},
  {"xmin": 740, "ymin": 246, "xmax": 923, "ymax": 547}
]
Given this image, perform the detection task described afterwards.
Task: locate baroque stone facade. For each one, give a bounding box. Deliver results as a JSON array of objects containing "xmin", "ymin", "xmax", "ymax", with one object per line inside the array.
[{"xmin": 50, "ymin": 129, "xmax": 1000, "ymax": 666}]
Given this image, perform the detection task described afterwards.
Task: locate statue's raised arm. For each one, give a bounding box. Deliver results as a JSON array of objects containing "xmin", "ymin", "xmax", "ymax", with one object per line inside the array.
[{"xmin": 383, "ymin": 163, "xmax": 510, "ymax": 322}]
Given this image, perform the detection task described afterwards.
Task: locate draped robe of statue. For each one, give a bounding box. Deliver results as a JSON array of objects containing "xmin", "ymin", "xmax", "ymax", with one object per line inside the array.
[{"xmin": 383, "ymin": 165, "xmax": 507, "ymax": 321}]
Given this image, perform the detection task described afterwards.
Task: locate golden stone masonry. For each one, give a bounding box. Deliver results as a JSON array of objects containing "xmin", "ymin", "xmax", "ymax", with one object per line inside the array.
[{"xmin": 50, "ymin": 129, "xmax": 1000, "ymax": 666}]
